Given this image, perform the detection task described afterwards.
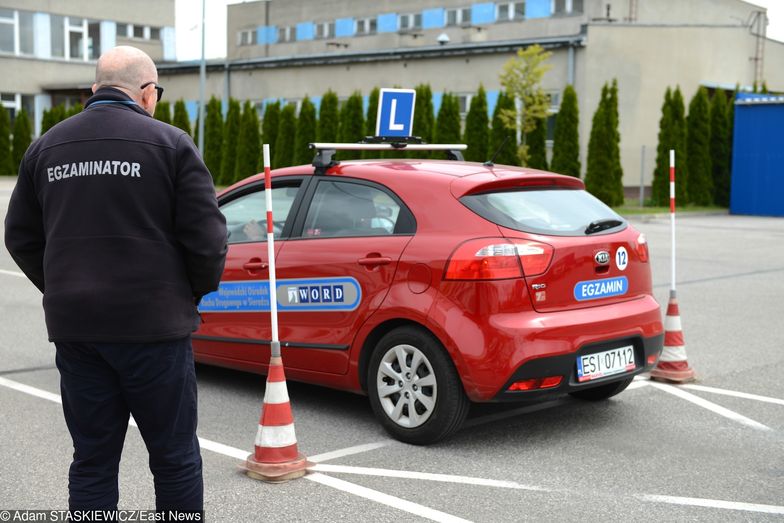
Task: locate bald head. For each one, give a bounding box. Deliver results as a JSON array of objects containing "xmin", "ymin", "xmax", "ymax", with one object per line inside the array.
[{"xmin": 95, "ymin": 46, "xmax": 157, "ymax": 89}]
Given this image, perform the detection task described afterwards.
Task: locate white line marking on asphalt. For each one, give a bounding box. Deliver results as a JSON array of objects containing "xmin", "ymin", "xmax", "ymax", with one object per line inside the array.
[
  {"xmin": 309, "ymin": 441, "xmax": 392, "ymax": 463},
  {"xmin": 306, "ymin": 472, "xmax": 473, "ymax": 523},
  {"xmin": 640, "ymin": 494, "xmax": 784, "ymax": 515},
  {"xmin": 648, "ymin": 382, "xmax": 771, "ymax": 431},
  {"xmin": 0, "ymin": 376, "xmax": 62, "ymax": 403},
  {"xmin": 627, "ymin": 380, "xmax": 650, "ymax": 390},
  {"xmin": 0, "ymin": 269, "xmax": 25, "ymax": 278},
  {"xmin": 310, "ymin": 463, "xmax": 544, "ymax": 491},
  {"xmin": 464, "ymin": 399, "xmax": 566, "ymax": 428},
  {"xmin": 680, "ymin": 384, "xmax": 784, "ymax": 407}
]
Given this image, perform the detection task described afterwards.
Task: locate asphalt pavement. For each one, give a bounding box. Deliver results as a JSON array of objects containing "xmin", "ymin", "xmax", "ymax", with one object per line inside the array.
[{"xmin": 1, "ymin": 177, "xmax": 783, "ymax": 522}]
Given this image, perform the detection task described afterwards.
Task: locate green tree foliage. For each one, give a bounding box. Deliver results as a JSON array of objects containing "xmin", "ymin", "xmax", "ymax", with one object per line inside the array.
[
  {"xmin": 40, "ymin": 108, "xmax": 55, "ymax": 135},
  {"xmin": 274, "ymin": 103, "xmax": 297, "ymax": 168},
  {"xmin": 651, "ymin": 88, "xmax": 673, "ymax": 206},
  {"xmin": 172, "ymin": 100, "xmax": 192, "ymax": 136},
  {"xmin": 337, "ymin": 92, "xmax": 364, "ymax": 161},
  {"xmin": 363, "ymin": 87, "xmax": 379, "ymax": 159},
  {"xmin": 317, "ymin": 90, "xmax": 339, "ymax": 143},
  {"xmin": 584, "ymin": 83, "xmax": 623, "ymax": 206},
  {"xmin": 203, "ymin": 96, "xmax": 224, "ymax": 183},
  {"xmin": 154, "ymin": 100, "xmax": 172, "ymax": 125},
  {"xmin": 726, "ymin": 85, "xmax": 737, "ymax": 200},
  {"xmin": 686, "ymin": 87, "xmax": 712, "ymax": 205},
  {"xmin": 433, "ymin": 93, "xmax": 461, "ymax": 160},
  {"xmin": 11, "ymin": 109, "xmax": 32, "ymax": 170},
  {"xmin": 463, "ymin": 85, "xmax": 489, "ymax": 163},
  {"xmin": 524, "ymin": 117, "xmax": 548, "ymax": 169},
  {"xmin": 234, "ymin": 101, "xmax": 261, "ymax": 182},
  {"xmin": 550, "ymin": 84, "xmax": 580, "ymax": 177},
  {"xmin": 488, "ymin": 91, "xmax": 519, "ymax": 166},
  {"xmin": 499, "ymin": 44, "xmax": 552, "ymax": 165},
  {"xmin": 260, "ymin": 101, "xmax": 280, "ymax": 170},
  {"xmin": 669, "ymin": 87, "xmax": 689, "ymax": 204},
  {"xmin": 407, "ymin": 84, "xmax": 435, "ymax": 159},
  {"xmin": 607, "ymin": 79, "xmax": 624, "ymax": 202},
  {"xmin": 67, "ymin": 103, "xmax": 83, "ymax": 117},
  {"xmin": 0, "ymin": 107, "xmax": 12, "ymax": 175},
  {"xmin": 219, "ymin": 98, "xmax": 241, "ymax": 185},
  {"xmin": 709, "ymin": 91, "xmax": 731, "ymax": 207},
  {"xmin": 52, "ymin": 104, "xmax": 67, "ymax": 127},
  {"xmin": 294, "ymin": 97, "xmax": 317, "ymax": 165}
]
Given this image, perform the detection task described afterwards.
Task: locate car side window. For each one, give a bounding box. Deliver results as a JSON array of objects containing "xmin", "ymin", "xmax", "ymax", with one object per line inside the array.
[
  {"xmin": 302, "ymin": 181, "xmax": 401, "ymax": 238},
  {"xmin": 221, "ymin": 184, "xmax": 300, "ymax": 244}
]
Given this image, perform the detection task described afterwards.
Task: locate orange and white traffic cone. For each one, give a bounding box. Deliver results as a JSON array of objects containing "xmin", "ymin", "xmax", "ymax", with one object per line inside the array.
[
  {"xmin": 242, "ymin": 356, "xmax": 311, "ymax": 482},
  {"xmin": 650, "ymin": 292, "xmax": 696, "ymax": 383}
]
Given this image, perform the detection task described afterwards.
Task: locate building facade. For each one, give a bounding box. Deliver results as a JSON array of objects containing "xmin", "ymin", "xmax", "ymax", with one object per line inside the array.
[{"xmin": 0, "ymin": 0, "xmax": 175, "ymax": 135}]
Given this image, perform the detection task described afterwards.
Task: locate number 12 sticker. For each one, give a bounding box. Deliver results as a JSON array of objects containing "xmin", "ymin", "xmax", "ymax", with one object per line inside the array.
[{"xmin": 615, "ymin": 246, "xmax": 628, "ymax": 271}]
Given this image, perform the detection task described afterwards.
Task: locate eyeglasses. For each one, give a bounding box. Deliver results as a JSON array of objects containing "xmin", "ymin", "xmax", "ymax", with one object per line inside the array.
[{"xmin": 140, "ymin": 82, "xmax": 164, "ymax": 102}]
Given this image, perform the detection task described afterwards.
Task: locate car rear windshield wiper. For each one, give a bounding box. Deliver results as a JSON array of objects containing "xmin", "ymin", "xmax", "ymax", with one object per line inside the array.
[{"xmin": 585, "ymin": 218, "xmax": 624, "ymax": 235}]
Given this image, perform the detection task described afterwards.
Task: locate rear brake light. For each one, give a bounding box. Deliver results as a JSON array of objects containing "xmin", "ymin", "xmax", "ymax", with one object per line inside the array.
[
  {"xmin": 444, "ymin": 239, "xmax": 522, "ymax": 280},
  {"xmin": 635, "ymin": 233, "xmax": 649, "ymax": 263},
  {"xmin": 514, "ymin": 240, "xmax": 554, "ymax": 277}
]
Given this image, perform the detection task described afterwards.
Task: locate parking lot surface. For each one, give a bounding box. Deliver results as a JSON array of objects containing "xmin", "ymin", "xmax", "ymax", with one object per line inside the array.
[{"xmin": 1, "ymin": 177, "xmax": 783, "ymax": 521}]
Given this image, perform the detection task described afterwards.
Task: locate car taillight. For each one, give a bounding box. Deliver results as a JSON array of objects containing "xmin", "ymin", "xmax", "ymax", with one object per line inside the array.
[
  {"xmin": 635, "ymin": 233, "xmax": 649, "ymax": 263},
  {"xmin": 508, "ymin": 375, "xmax": 563, "ymax": 391},
  {"xmin": 444, "ymin": 238, "xmax": 554, "ymax": 280},
  {"xmin": 513, "ymin": 240, "xmax": 554, "ymax": 277},
  {"xmin": 444, "ymin": 239, "xmax": 522, "ymax": 280}
]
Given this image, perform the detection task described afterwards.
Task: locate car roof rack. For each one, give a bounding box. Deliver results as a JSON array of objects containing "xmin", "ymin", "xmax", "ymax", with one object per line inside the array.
[{"xmin": 309, "ymin": 138, "xmax": 468, "ymax": 175}]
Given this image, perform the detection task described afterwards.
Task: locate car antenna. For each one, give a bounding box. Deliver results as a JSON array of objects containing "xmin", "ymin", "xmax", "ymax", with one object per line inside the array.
[{"xmin": 483, "ymin": 135, "xmax": 511, "ymax": 167}]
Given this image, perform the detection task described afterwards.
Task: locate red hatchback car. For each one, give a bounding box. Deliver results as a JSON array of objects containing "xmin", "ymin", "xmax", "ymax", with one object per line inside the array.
[{"xmin": 195, "ymin": 147, "xmax": 663, "ymax": 444}]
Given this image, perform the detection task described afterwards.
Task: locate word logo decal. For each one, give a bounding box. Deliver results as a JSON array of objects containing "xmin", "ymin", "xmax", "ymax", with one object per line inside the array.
[
  {"xmin": 573, "ymin": 276, "xmax": 629, "ymax": 301},
  {"xmin": 198, "ymin": 277, "xmax": 361, "ymax": 312}
]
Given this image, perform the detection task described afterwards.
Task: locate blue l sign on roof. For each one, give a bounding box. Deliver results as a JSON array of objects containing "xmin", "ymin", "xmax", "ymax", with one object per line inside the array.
[{"xmin": 376, "ymin": 88, "xmax": 416, "ymax": 137}]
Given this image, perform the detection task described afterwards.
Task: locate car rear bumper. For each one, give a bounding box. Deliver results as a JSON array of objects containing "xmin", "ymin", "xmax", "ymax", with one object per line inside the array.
[{"xmin": 492, "ymin": 332, "xmax": 663, "ymax": 401}]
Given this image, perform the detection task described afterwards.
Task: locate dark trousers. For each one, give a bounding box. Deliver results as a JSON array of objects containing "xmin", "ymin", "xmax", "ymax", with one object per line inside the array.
[{"xmin": 55, "ymin": 337, "xmax": 203, "ymax": 511}]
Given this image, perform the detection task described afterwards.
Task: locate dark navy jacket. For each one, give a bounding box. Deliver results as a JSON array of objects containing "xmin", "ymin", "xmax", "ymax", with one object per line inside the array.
[{"xmin": 4, "ymin": 88, "xmax": 227, "ymax": 343}]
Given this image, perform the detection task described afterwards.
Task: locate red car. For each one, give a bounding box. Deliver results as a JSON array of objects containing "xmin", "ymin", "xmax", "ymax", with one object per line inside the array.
[{"xmin": 195, "ymin": 146, "xmax": 663, "ymax": 444}]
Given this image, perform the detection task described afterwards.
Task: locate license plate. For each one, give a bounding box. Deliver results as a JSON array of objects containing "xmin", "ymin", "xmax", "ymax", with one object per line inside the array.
[{"xmin": 576, "ymin": 345, "xmax": 635, "ymax": 382}]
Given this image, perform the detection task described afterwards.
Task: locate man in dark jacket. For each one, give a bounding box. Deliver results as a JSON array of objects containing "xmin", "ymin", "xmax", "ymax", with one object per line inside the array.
[{"xmin": 4, "ymin": 46, "xmax": 227, "ymax": 513}]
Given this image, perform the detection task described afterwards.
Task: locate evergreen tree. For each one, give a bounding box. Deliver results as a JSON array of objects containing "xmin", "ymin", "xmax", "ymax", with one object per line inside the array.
[
  {"xmin": 363, "ymin": 87, "xmax": 379, "ymax": 159},
  {"xmin": 685, "ymin": 87, "xmax": 712, "ymax": 205},
  {"xmin": 433, "ymin": 93, "xmax": 461, "ymax": 160},
  {"xmin": 219, "ymin": 98, "xmax": 241, "ymax": 185},
  {"xmin": 463, "ymin": 85, "xmax": 489, "ymax": 163},
  {"xmin": 172, "ymin": 100, "xmax": 192, "ymax": 135},
  {"xmin": 584, "ymin": 83, "xmax": 623, "ymax": 206},
  {"xmin": 408, "ymin": 84, "xmax": 435, "ymax": 159},
  {"xmin": 52, "ymin": 104, "xmax": 67, "ymax": 127},
  {"xmin": 11, "ymin": 109, "xmax": 32, "ymax": 170},
  {"xmin": 524, "ymin": 117, "xmax": 548, "ymax": 169},
  {"xmin": 488, "ymin": 91, "xmax": 519, "ymax": 166},
  {"xmin": 67, "ymin": 103, "xmax": 83, "ymax": 117},
  {"xmin": 709, "ymin": 91, "xmax": 731, "ymax": 207},
  {"xmin": 40, "ymin": 108, "xmax": 55, "ymax": 135},
  {"xmin": 317, "ymin": 90, "xmax": 339, "ymax": 143},
  {"xmin": 235, "ymin": 101, "xmax": 261, "ymax": 181},
  {"xmin": 154, "ymin": 100, "xmax": 172, "ymax": 124},
  {"xmin": 0, "ymin": 107, "xmax": 12, "ymax": 175},
  {"xmin": 607, "ymin": 79, "xmax": 624, "ymax": 204},
  {"xmin": 669, "ymin": 87, "xmax": 689, "ymax": 204},
  {"xmin": 651, "ymin": 88, "xmax": 673, "ymax": 206},
  {"xmin": 550, "ymin": 84, "xmax": 580, "ymax": 177},
  {"xmin": 294, "ymin": 97, "xmax": 317, "ymax": 165},
  {"xmin": 337, "ymin": 92, "xmax": 364, "ymax": 160},
  {"xmin": 204, "ymin": 96, "xmax": 224, "ymax": 183},
  {"xmin": 260, "ymin": 100, "xmax": 280, "ymax": 170},
  {"xmin": 274, "ymin": 103, "xmax": 297, "ymax": 168},
  {"xmin": 726, "ymin": 85, "xmax": 738, "ymax": 202}
]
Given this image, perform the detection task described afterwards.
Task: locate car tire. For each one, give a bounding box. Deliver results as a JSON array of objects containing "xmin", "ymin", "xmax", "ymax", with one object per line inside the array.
[
  {"xmin": 569, "ymin": 376, "xmax": 634, "ymax": 401},
  {"xmin": 367, "ymin": 326, "xmax": 469, "ymax": 445}
]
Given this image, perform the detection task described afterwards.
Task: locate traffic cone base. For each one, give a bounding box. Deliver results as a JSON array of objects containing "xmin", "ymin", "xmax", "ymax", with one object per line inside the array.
[
  {"xmin": 650, "ymin": 295, "xmax": 696, "ymax": 383},
  {"xmin": 243, "ymin": 356, "xmax": 311, "ymax": 483}
]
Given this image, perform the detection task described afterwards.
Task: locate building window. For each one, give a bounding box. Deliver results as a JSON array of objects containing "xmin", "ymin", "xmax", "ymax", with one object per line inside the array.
[
  {"xmin": 18, "ymin": 11, "xmax": 33, "ymax": 55},
  {"xmin": 553, "ymin": 0, "xmax": 581, "ymax": 15},
  {"xmin": 116, "ymin": 23, "xmax": 128, "ymax": 37},
  {"xmin": 87, "ymin": 20, "xmax": 100, "ymax": 59},
  {"xmin": 68, "ymin": 17, "xmax": 86, "ymax": 61},
  {"xmin": 150, "ymin": 27, "xmax": 160, "ymax": 40},
  {"xmin": 446, "ymin": 7, "xmax": 471, "ymax": 27},
  {"xmin": 497, "ymin": 2, "xmax": 526, "ymax": 22},
  {"xmin": 399, "ymin": 13, "xmax": 422, "ymax": 31},
  {"xmin": 238, "ymin": 29, "xmax": 256, "ymax": 46},
  {"xmin": 132, "ymin": 24, "xmax": 144, "ymax": 39},
  {"xmin": 0, "ymin": 9, "xmax": 15, "ymax": 54},
  {"xmin": 315, "ymin": 21, "xmax": 335, "ymax": 39},
  {"xmin": 278, "ymin": 25, "xmax": 294, "ymax": 43},
  {"xmin": 457, "ymin": 93, "xmax": 472, "ymax": 117},
  {"xmin": 356, "ymin": 17, "xmax": 377, "ymax": 36},
  {"xmin": 51, "ymin": 14, "xmax": 65, "ymax": 57}
]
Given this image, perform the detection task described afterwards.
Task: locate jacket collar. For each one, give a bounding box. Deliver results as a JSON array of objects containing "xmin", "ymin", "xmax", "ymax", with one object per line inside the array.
[{"xmin": 85, "ymin": 87, "xmax": 150, "ymax": 117}]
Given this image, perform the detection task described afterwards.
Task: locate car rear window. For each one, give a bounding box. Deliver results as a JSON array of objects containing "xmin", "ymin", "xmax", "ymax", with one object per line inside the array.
[{"xmin": 460, "ymin": 188, "xmax": 627, "ymax": 236}]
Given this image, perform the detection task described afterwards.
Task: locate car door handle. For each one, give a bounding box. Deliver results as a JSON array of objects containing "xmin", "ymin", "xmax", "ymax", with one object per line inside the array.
[
  {"xmin": 243, "ymin": 259, "xmax": 268, "ymax": 271},
  {"xmin": 358, "ymin": 256, "xmax": 392, "ymax": 267}
]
